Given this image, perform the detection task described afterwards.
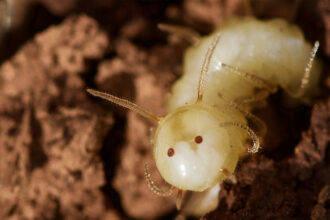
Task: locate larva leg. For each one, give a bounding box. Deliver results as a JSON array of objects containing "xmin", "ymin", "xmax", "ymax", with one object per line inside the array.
[
  {"xmin": 219, "ymin": 122, "xmax": 260, "ymax": 153},
  {"xmin": 87, "ymin": 89, "xmax": 160, "ymax": 123},
  {"xmin": 220, "ymin": 168, "xmax": 237, "ymax": 184},
  {"xmin": 228, "ymin": 103, "xmax": 267, "ymax": 137},
  {"xmin": 217, "ymin": 92, "xmax": 267, "ymax": 136},
  {"xmin": 176, "ymin": 190, "xmax": 184, "ymax": 210},
  {"xmin": 217, "ymin": 88, "xmax": 269, "ymax": 107},
  {"xmin": 144, "ymin": 163, "xmax": 174, "ymax": 197},
  {"xmin": 286, "ymin": 41, "xmax": 320, "ymax": 98},
  {"xmin": 233, "ymin": 89, "xmax": 269, "ymax": 106},
  {"xmin": 158, "ymin": 23, "xmax": 200, "ymax": 44},
  {"xmin": 221, "ymin": 63, "xmax": 277, "ymax": 93}
]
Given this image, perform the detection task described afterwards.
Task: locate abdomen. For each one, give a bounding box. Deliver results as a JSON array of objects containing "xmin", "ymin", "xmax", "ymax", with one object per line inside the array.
[{"xmin": 168, "ymin": 17, "xmax": 322, "ymax": 111}]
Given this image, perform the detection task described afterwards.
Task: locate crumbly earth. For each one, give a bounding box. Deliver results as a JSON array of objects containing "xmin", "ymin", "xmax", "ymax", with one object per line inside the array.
[{"xmin": 0, "ymin": 0, "xmax": 329, "ymax": 220}]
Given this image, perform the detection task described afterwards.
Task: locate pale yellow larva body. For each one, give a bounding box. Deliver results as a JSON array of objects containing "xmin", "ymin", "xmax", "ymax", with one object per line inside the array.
[
  {"xmin": 87, "ymin": 16, "xmax": 321, "ymax": 218},
  {"xmin": 154, "ymin": 16, "xmax": 322, "ymax": 217},
  {"xmin": 169, "ymin": 17, "xmax": 321, "ymax": 111}
]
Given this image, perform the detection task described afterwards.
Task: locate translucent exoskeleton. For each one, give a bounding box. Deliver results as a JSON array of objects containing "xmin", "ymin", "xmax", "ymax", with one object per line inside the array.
[{"xmin": 87, "ymin": 15, "xmax": 321, "ymax": 218}]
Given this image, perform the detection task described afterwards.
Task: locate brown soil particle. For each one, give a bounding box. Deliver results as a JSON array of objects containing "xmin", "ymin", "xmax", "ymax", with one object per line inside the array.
[
  {"xmin": 0, "ymin": 14, "xmax": 113, "ymax": 219},
  {"xmin": 206, "ymin": 98, "xmax": 330, "ymax": 220},
  {"xmin": 0, "ymin": 0, "xmax": 329, "ymax": 220},
  {"xmin": 311, "ymin": 185, "xmax": 330, "ymax": 220}
]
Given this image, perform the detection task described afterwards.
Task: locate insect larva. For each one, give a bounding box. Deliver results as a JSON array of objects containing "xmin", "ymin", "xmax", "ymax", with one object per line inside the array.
[{"xmin": 87, "ymin": 15, "xmax": 321, "ymax": 218}]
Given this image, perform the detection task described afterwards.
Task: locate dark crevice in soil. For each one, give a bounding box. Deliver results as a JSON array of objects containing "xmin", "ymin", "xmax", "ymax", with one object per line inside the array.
[
  {"xmin": 80, "ymin": 59, "xmax": 103, "ymax": 89},
  {"xmin": 100, "ymin": 116, "xmax": 128, "ymax": 218},
  {"xmin": 259, "ymin": 92, "xmax": 312, "ymax": 161},
  {"xmin": 28, "ymin": 106, "xmax": 48, "ymax": 171}
]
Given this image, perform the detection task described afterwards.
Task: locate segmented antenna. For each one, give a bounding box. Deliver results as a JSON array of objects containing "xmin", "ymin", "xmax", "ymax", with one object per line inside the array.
[
  {"xmin": 221, "ymin": 63, "xmax": 277, "ymax": 93},
  {"xmin": 197, "ymin": 33, "xmax": 221, "ymax": 102},
  {"xmin": 300, "ymin": 41, "xmax": 320, "ymax": 89},
  {"xmin": 87, "ymin": 89, "xmax": 160, "ymax": 123},
  {"xmin": 219, "ymin": 121, "xmax": 260, "ymax": 153},
  {"xmin": 144, "ymin": 163, "xmax": 174, "ymax": 197},
  {"xmin": 158, "ymin": 23, "xmax": 200, "ymax": 44},
  {"xmin": 289, "ymin": 41, "xmax": 320, "ymax": 98}
]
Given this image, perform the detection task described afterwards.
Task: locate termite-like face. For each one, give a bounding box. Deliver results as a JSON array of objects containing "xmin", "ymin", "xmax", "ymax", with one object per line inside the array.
[{"xmin": 154, "ymin": 103, "xmax": 236, "ymax": 191}]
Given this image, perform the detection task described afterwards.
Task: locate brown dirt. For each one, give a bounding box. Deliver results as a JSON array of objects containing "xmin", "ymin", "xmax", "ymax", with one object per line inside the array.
[{"xmin": 0, "ymin": 0, "xmax": 329, "ymax": 219}]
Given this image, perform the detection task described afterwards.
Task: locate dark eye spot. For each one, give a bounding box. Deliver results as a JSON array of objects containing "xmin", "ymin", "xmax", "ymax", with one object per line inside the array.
[
  {"xmin": 195, "ymin": 135, "xmax": 203, "ymax": 144},
  {"xmin": 167, "ymin": 148, "xmax": 175, "ymax": 157}
]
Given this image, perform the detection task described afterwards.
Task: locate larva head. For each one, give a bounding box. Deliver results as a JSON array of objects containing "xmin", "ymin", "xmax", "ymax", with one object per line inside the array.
[
  {"xmin": 153, "ymin": 103, "xmax": 237, "ymax": 191},
  {"xmin": 86, "ymin": 33, "xmax": 240, "ymax": 194}
]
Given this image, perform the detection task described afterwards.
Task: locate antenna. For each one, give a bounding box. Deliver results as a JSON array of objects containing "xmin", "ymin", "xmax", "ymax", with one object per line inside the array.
[
  {"xmin": 197, "ymin": 33, "xmax": 221, "ymax": 102},
  {"xmin": 87, "ymin": 89, "xmax": 160, "ymax": 123}
]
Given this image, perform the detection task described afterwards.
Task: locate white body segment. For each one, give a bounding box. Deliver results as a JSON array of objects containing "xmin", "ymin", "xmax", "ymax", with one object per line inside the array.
[
  {"xmin": 180, "ymin": 184, "xmax": 221, "ymax": 217},
  {"xmin": 168, "ymin": 17, "xmax": 322, "ymax": 110},
  {"xmin": 154, "ymin": 17, "xmax": 321, "ymax": 216},
  {"xmin": 154, "ymin": 17, "xmax": 321, "ymax": 193}
]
